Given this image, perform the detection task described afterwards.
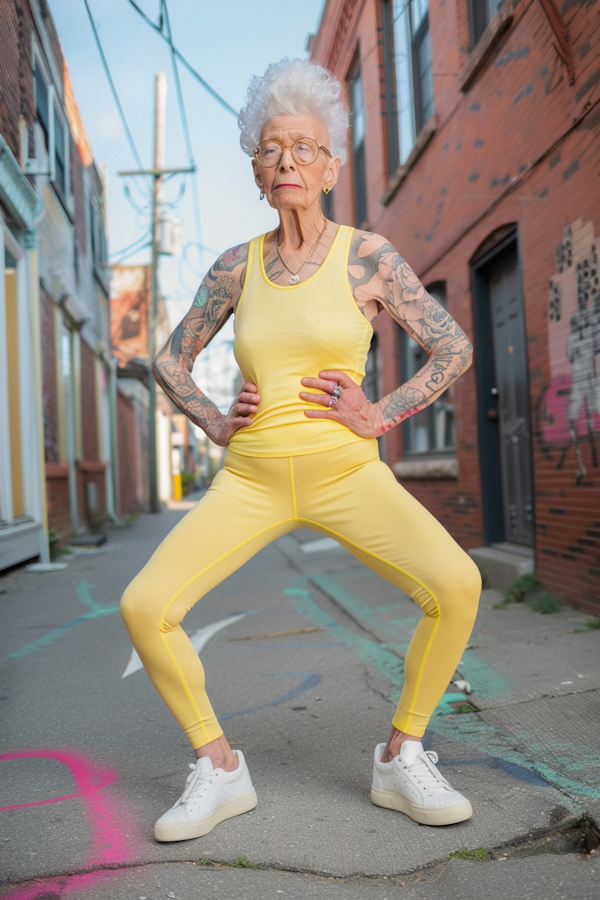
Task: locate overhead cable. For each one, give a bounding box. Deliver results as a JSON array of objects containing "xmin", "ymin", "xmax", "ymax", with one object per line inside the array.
[
  {"xmin": 82, "ymin": 0, "xmax": 147, "ymax": 172},
  {"xmin": 110, "ymin": 239, "xmax": 152, "ymax": 266},
  {"xmin": 125, "ymin": 0, "xmax": 239, "ymax": 118},
  {"xmin": 161, "ymin": 0, "xmax": 195, "ymax": 165},
  {"xmin": 161, "ymin": 0, "xmax": 205, "ymax": 269},
  {"xmin": 109, "ymin": 229, "xmax": 152, "ymax": 259}
]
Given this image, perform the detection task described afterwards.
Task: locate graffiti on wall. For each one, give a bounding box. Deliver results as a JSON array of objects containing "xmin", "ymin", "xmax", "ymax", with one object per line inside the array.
[{"xmin": 540, "ymin": 217, "xmax": 600, "ymax": 483}]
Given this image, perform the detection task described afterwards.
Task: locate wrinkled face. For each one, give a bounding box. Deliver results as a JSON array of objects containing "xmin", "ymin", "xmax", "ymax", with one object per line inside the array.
[{"xmin": 252, "ymin": 114, "xmax": 340, "ymax": 212}]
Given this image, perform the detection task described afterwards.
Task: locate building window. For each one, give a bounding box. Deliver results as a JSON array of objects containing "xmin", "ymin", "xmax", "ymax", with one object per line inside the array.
[
  {"xmin": 35, "ymin": 62, "xmax": 50, "ymax": 144},
  {"xmin": 53, "ymin": 101, "xmax": 66, "ymax": 196},
  {"xmin": 382, "ymin": 0, "xmax": 434, "ymax": 170},
  {"xmin": 400, "ymin": 283, "xmax": 455, "ymax": 454},
  {"xmin": 34, "ymin": 57, "xmax": 70, "ymax": 198},
  {"xmin": 348, "ymin": 60, "xmax": 368, "ymax": 227},
  {"xmin": 468, "ymin": 0, "xmax": 506, "ymax": 47},
  {"xmin": 363, "ymin": 333, "xmax": 387, "ymax": 460},
  {"xmin": 90, "ymin": 197, "xmax": 107, "ymax": 268},
  {"xmin": 363, "ymin": 333, "xmax": 379, "ymax": 404}
]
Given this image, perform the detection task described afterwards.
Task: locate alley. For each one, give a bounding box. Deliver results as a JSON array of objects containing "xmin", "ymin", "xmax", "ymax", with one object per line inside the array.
[{"xmin": 1, "ymin": 505, "xmax": 599, "ymax": 898}]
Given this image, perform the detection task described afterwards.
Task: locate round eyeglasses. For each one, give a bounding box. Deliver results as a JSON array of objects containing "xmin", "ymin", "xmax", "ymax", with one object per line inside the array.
[{"xmin": 254, "ymin": 138, "xmax": 332, "ymax": 168}]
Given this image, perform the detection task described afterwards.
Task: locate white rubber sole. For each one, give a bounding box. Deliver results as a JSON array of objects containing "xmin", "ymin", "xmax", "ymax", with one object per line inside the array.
[
  {"xmin": 371, "ymin": 786, "xmax": 472, "ymax": 826},
  {"xmin": 154, "ymin": 788, "xmax": 258, "ymax": 842}
]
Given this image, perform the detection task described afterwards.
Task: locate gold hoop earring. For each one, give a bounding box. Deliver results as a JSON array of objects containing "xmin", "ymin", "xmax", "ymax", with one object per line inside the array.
[{"xmin": 323, "ymin": 187, "xmax": 330, "ymax": 195}]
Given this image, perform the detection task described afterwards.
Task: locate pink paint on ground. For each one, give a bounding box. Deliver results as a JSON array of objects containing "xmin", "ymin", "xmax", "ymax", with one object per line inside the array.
[{"xmin": 0, "ymin": 750, "xmax": 140, "ymax": 899}]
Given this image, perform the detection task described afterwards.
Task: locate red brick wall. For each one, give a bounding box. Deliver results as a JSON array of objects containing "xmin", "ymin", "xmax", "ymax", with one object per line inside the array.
[
  {"xmin": 45, "ymin": 463, "xmax": 71, "ymax": 539},
  {"xmin": 78, "ymin": 341, "xmax": 108, "ymax": 529},
  {"xmin": 40, "ymin": 1, "xmax": 64, "ymax": 80},
  {"xmin": 0, "ymin": 0, "xmax": 35, "ymax": 160},
  {"xmin": 80, "ymin": 339, "xmax": 99, "ymax": 461},
  {"xmin": 0, "ymin": 0, "xmax": 22, "ymax": 158},
  {"xmin": 77, "ymin": 460, "xmax": 106, "ymax": 530},
  {"xmin": 117, "ymin": 388, "xmax": 140, "ymax": 515},
  {"xmin": 313, "ymin": 0, "xmax": 600, "ymax": 610}
]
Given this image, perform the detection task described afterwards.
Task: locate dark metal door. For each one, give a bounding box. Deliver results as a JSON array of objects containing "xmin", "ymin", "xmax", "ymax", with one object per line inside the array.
[{"xmin": 489, "ymin": 246, "xmax": 534, "ymax": 545}]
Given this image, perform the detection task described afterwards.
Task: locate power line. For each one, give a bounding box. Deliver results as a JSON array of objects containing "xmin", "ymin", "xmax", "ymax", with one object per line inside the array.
[
  {"xmin": 161, "ymin": 0, "xmax": 205, "ymax": 270},
  {"xmin": 109, "ymin": 229, "xmax": 152, "ymax": 259},
  {"xmin": 161, "ymin": 1, "xmax": 194, "ymax": 165},
  {"xmin": 125, "ymin": 0, "xmax": 239, "ymax": 118},
  {"xmin": 184, "ymin": 239, "xmax": 221, "ymax": 260},
  {"xmin": 82, "ymin": 0, "xmax": 147, "ymax": 172},
  {"xmin": 123, "ymin": 183, "xmax": 151, "ymax": 217},
  {"xmin": 109, "ymin": 239, "xmax": 152, "ymax": 267}
]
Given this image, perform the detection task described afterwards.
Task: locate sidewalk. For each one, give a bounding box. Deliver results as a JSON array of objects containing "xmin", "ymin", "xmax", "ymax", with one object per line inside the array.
[{"xmin": 0, "ymin": 508, "xmax": 598, "ymax": 899}]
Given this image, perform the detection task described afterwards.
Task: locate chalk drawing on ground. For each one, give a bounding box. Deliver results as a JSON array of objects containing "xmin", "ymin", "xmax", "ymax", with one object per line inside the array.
[{"xmin": 121, "ymin": 612, "xmax": 249, "ymax": 678}]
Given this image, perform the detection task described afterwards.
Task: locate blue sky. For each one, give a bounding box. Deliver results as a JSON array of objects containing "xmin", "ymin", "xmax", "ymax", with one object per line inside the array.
[{"xmin": 48, "ymin": 0, "xmax": 325, "ymax": 405}]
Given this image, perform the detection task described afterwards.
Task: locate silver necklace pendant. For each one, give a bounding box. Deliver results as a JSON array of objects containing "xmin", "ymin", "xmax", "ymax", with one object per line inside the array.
[{"xmin": 288, "ymin": 274, "xmax": 300, "ymax": 285}]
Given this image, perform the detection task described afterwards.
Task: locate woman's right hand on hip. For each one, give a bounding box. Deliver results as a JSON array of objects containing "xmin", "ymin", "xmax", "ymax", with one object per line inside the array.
[{"xmin": 207, "ymin": 383, "xmax": 260, "ymax": 446}]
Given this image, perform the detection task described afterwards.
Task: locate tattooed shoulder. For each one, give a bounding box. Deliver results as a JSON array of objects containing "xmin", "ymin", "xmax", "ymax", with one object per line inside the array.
[
  {"xmin": 213, "ymin": 242, "xmax": 249, "ymax": 274},
  {"xmin": 192, "ymin": 242, "xmax": 250, "ymax": 311},
  {"xmin": 347, "ymin": 231, "xmax": 398, "ymax": 323}
]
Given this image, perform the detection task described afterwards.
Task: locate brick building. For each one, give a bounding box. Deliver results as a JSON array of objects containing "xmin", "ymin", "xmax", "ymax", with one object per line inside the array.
[
  {"xmin": 312, "ymin": 0, "xmax": 600, "ymax": 611},
  {"xmin": 110, "ymin": 264, "xmax": 189, "ymax": 510},
  {"xmin": 1, "ymin": 0, "xmax": 116, "ymax": 566}
]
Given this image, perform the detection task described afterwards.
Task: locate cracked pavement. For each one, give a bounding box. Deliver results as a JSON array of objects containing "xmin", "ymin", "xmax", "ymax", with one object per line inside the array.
[{"xmin": 1, "ymin": 500, "xmax": 599, "ymax": 898}]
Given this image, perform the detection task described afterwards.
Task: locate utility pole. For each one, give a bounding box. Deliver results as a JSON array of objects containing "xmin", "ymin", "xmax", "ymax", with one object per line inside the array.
[
  {"xmin": 118, "ymin": 72, "xmax": 194, "ymax": 513},
  {"xmin": 147, "ymin": 72, "xmax": 166, "ymax": 514}
]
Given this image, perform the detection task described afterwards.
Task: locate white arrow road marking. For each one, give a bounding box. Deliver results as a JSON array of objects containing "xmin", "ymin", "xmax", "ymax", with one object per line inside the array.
[
  {"xmin": 121, "ymin": 613, "xmax": 248, "ymax": 679},
  {"xmin": 300, "ymin": 537, "xmax": 339, "ymax": 553}
]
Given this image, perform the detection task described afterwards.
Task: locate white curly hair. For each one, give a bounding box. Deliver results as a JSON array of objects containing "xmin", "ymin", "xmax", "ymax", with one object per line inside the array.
[{"xmin": 238, "ymin": 58, "xmax": 349, "ymax": 164}]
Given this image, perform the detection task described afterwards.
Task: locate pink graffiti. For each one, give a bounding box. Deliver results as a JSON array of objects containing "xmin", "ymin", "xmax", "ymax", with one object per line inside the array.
[
  {"xmin": 0, "ymin": 750, "xmax": 139, "ymax": 899},
  {"xmin": 541, "ymin": 375, "xmax": 600, "ymax": 443}
]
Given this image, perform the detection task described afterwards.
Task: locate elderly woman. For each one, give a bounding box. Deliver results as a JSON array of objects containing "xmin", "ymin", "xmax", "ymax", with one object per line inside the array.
[{"xmin": 120, "ymin": 58, "xmax": 481, "ymax": 842}]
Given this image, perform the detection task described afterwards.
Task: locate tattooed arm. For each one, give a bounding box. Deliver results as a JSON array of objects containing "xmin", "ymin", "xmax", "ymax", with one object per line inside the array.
[
  {"xmin": 350, "ymin": 231, "xmax": 473, "ymax": 431},
  {"xmin": 152, "ymin": 243, "xmax": 259, "ymax": 446},
  {"xmin": 300, "ymin": 231, "xmax": 472, "ymax": 438}
]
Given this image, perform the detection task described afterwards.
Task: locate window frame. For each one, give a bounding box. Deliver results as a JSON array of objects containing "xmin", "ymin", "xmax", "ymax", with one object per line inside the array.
[
  {"xmin": 52, "ymin": 98, "xmax": 68, "ymax": 198},
  {"xmin": 381, "ymin": 0, "xmax": 435, "ymax": 170},
  {"xmin": 399, "ymin": 282, "xmax": 456, "ymax": 457},
  {"xmin": 89, "ymin": 195, "xmax": 107, "ymax": 269},
  {"xmin": 411, "ymin": 10, "xmax": 434, "ymax": 135},
  {"xmin": 459, "ymin": 0, "xmax": 515, "ymax": 92},
  {"xmin": 347, "ymin": 54, "xmax": 368, "ymax": 228},
  {"xmin": 32, "ymin": 49, "xmax": 72, "ymax": 207},
  {"xmin": 34, "ymin": 61, "xmax": 50, "ymax": 146},
  {"xmin": 468, "ymin": 0, "xmax": 506, "ymax": 50}
]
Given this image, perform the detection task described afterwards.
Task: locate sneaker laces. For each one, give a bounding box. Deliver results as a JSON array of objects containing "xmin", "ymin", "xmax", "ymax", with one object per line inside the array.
[
  {"xmin": 404, "ymin": 751, "xmax": 454, "ymax": 792},
  {"xmin": 179, "ymin": 763, "xmax": 218, "ymax": 805}
]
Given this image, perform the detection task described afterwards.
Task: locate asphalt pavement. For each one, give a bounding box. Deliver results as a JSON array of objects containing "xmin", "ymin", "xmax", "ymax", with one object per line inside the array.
[{"xmin": 1, "ymin": 495, "xmax": 599, "ymax": 899}]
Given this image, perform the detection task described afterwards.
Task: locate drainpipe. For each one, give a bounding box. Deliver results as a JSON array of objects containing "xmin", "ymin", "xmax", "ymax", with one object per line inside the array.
[{"xmin": 27, "ymin": 234, "xmax": 50, "ymax": 562}]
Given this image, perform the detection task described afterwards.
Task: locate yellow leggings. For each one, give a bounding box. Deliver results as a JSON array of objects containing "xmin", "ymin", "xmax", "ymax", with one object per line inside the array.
[{"xmin": 120, "ymin": 439, "xmax": 481, "ymax": 748}]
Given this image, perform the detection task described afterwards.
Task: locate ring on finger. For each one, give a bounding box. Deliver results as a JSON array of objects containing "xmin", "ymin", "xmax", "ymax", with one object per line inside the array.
[
  {"xmin": 332, "ymin": 384, "xmax": 342, "ymax": 399},
  {"xmin": 329, "ymin": 394, "xmax": 338, "ymax": 408}
]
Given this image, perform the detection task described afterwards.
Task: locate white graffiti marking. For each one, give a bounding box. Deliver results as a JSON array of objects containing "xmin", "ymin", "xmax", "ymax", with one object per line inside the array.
[{"xmin": 121, "ymin": 613, "xmax": 248, "ymax": 679}]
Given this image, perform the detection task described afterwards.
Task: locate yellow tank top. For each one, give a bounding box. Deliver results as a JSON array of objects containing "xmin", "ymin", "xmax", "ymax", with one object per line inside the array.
[{"xmin": 228, "ymin": 224, "xmax": 374, "ymax": 457}]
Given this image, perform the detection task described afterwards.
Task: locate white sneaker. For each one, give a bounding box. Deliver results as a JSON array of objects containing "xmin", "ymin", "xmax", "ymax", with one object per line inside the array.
[
  {"xmin": 154, "ymin": 750, "xmax": 257, "ymax": 842},
  {"xmin": 371, "ymin": 741, "xmax": 472, "ymax": 826}
]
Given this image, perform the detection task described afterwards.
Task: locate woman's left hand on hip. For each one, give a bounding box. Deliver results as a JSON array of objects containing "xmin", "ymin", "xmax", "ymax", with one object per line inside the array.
[{"xmin": 300, "ymin": 370, "xmax": 385, "ymax": 439}]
